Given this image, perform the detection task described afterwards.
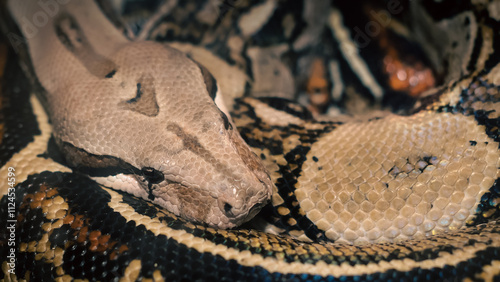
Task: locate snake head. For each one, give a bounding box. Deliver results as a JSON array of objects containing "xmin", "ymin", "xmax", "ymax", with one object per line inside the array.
[
  {"xmin": 54, "ymin": 42, "xmax": 273, "ymax": 229},
  {"xmin": 132, "ymin": 119, "xmax": 274, "ymax": 228}
]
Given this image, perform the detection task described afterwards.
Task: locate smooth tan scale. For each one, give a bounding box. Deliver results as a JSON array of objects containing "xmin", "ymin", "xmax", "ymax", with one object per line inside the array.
[{"xmin": 296, "ymin": 111, "xmax": 500, "ymax": 243}]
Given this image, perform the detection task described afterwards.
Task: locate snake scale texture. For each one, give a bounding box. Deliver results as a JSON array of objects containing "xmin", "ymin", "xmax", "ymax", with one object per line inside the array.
[{"xmin": 1, "ymin": 0, "xmax": 500, "ymax": 281}]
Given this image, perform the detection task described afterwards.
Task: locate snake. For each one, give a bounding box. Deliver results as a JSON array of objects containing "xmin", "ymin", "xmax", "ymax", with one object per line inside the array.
[{"xmin": 0, "ymin": 0, "xmax": 499, "ymax": 281}]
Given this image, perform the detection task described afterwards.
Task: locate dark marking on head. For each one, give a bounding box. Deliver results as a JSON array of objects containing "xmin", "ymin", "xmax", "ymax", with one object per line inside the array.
[
  {"xmin": 192, "ymin": 59, "xmax": 218, "ymax": 100},
  {"xmin": 167, "ymin": 123, "xmax": 216, "ymax": 163},
  {"xmin": 221, "ymin": 112, "xmax": 232, "ymax": 130},
  {"xmin": 133, "ymin": 83, "xmax": 143, "ymax": 101},
  {"xmin": 105, "ymin": 70, "xmax": 117, "ymax": 78},
  {"xmin": 54, "ymin": 13, "xmax": 118, "ymax": 78},
  {"xmin": 470, "ymin": 140, "xmax": 477, "ymax": 146},
  {"xmin": 118, "ymin": 74, "xmax": 159, "ymax": 117},
  {"xmin": 312, "ymin": 156, "xmax": 318, "ymax": 162},
  {"xmin": 57, "ymin": 141, "xmax": 140, "ymax": 177},
  {"xmin": 166, "ymin": 122, "xmax": 239, "ymax": 178}
]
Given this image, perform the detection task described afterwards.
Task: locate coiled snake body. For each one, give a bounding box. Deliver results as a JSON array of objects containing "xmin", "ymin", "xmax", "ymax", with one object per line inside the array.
[{"xmin": 1, "ymin": 0, "xmax": 500, "ymax": 281}]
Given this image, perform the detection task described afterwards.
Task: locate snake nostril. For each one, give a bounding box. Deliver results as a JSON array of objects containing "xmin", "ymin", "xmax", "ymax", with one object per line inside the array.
[{"xmin": 224, "ymin": 203, "xmax": 234, "ymax": 217}]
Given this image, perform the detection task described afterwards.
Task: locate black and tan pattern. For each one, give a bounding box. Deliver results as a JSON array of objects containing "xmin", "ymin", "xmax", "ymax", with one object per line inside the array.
[
  {"xmin": 1, "ymin": 170, "xmax": 500, "ymax": 281},
  {"xmin": 1, "ymin": 0, "xmax": 500, "ymax": 281}
]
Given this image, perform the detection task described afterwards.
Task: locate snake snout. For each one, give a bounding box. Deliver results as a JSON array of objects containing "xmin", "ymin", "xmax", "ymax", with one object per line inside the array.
[
  {"xmin": 216, "ymin": 181, "xmax": 271, "ymax": 225},
  {"xmin": 217, "ymin": 195, "xmax": 263, "ymax": 222},
  {"xmin": 217, "ymin": 197, "xmax": 245, "ymax": 219},
  {"xmin": 218, "ymin": 200, "xmax": 263, "ymax": 223}
]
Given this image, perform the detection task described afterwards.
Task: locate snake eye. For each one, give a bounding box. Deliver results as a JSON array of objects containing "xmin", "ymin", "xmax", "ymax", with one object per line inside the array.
[{"xmin": 141, "ymin": 167, "xmax": 164, "ymax": 184}]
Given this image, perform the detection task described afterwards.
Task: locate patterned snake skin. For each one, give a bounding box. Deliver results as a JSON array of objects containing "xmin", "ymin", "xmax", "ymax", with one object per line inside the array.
[{"xmin": 1, "ymin": 0, "xmax": 500, "ymax": 281}]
